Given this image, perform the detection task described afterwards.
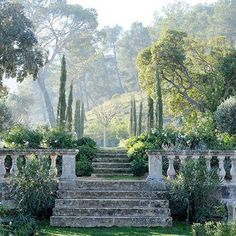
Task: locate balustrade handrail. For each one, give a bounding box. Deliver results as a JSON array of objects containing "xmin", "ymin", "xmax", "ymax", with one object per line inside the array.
[
  {"xmin": 147, "ymin": 150, "xmax": 236, "ymax": 156},
  {"xmin": 146, "ymin": 149, "xmax": 236, "ymax": 185},
  {"xmin": 0, "ymin": 148, "xmax": 79, "ymax": 183},
  {"xmin": 0, "ymin": 148, "xmax": 79, "ymax": 156}
]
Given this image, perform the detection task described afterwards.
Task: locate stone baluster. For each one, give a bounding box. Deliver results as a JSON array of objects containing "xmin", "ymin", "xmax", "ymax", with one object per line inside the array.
[
  {"xmin": 218, "ymin": 155, "xmax": 226, "ymax": 180},
  {"xmin": 205, "ymin": 155, "xmax": 212, "ymax": 171},
  {"xmin": 230, "ymin": 153, "xmax": 236, "ymax": 183},
  {"xmin": 192, "ymin": 155, "xmax": 200, "ymax": 162},
  {"xmin": 146, "ymin": 153, "xmax": 166, "ymax": 189},
  {"xmin": 167, "ymin": 155, "xmax": 176, "ymax": 179},
  {"xmin": 10, "ymin": 154, "xmax": 18, "ymax": 176},
  {"xmin": 49, "ymin": 154, "xmax": 58, "ymax": 176},
  {"xmin": 0, "ymin": 154, "xmax": 6, "ymax": 183},
  {"xmin": 179, "ymin": 155, "xmax": 187, "ymax": 165},
  {"xmin": 60, "ymin": 153, "xmax": 77, "ymax": 181}
]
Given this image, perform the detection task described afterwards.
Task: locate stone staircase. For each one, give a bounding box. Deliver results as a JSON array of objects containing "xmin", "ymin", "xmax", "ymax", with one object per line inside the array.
[
  {"xmin": 92, "ymin": 149, "xmax": 132, "ymax": 178},
  {"xmin": 50, "ymin": 180, "xmax": 172, "ymax": 227}
]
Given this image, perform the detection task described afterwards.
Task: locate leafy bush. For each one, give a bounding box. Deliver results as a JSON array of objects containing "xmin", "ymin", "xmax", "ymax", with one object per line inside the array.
[
  {"xmin": 11, "ymin": 157, "xmax": 57, "ymax": 219},
  {"xmin": 192, "ymin": 221, "xmax": 236, "ymax": 236},
  {"xmin": 76, "ymin": 145, "xmax": 96, "ymax": 161},
  {"xmin": 3, "ymin": 125, "xmax": 43, "ymax": 148},
  {"xmin": 215, "ymin": 97, "xmax": 236, "ymax": 135},
  {"xmin": 131, "ymin": 158, "xmax": 148, "ymax": 177},
  {"xmin": 41, "ymin": 126, "xmax": 75, "ymax": 148},
  {"xmin": 169, "ymin": 157, "xmax": 226, "ymax": 223},
  {"xmin": 76, "ymin": 155, "xmax": 93, "ymax": 176},
  {"xmin": 76, "ymin": 137, "xmax": 96, "ymax": 148}
]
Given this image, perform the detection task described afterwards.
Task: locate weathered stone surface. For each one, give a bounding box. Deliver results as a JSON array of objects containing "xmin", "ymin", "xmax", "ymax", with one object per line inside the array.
[
  {"xmin": 92, "ymin": 163, "xmax": 131, "ymax": 168},
  {"xmin": 58, "ymin": 190, "xmax": 167, "ymax": 199},
  {"xmin": 50, "ymin": 216, "xmax": 172, "ymax": 227},
  {"xmin": 51, "ymin": 180, "xmax": 172, "ymax": 227}
]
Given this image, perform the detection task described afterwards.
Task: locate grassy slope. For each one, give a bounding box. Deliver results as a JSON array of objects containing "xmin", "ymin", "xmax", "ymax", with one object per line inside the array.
[{"xmin": 39, "ymin": 222, "xmax": 192, "ymax": 236}]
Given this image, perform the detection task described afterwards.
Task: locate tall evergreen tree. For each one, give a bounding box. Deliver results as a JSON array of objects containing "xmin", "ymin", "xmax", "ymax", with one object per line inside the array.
[
  {"xmin": 74, "ymin": 99, "xmax": 81, "ymax": 139},
  {"xmin": 80, "ymin": 102, "xmax": 85, "ymax": 138},
  {"xmin": 66, "ymin": 82, "xmax": 73, "ymax": 131},
  {"xmin": 147, "ymin": 96, "xmax": 154, "ymax": 134},
  {"xmin": 133, "ymin": 97, "xmax": 137, "ymax": 136},
  {"xmin": 138, "ymin": 101, "xmax": 143, "ymax": 136},
  {"xmin": 129, "ymin": 97, "xmax": 133, "ymax": 137},
  {"xmin": 157, "ymin": 73, "xmax": 163, "ymax": 130},
  {"xmin": 57, "ymin": 55, "xmax": 67, "ymax": 128}
]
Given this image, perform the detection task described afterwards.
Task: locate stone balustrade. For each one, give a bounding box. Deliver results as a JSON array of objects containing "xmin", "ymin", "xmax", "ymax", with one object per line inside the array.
[
  {"xmin": 0, "ymin": 149, "xmax": 78, "ymax": 183},
  {"xmin": 146, "ymin": 150, "xmax": 236, "ymax": 185}
]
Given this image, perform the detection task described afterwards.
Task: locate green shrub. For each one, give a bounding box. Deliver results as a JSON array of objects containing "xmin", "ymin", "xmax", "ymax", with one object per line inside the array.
[
  {"xmin": 3, "ymin": 125, "xmax": 43, "ymax": 148},
  {"xmin": 76, "ymin": 155, "xmax": 93, "ymax": 176},
  {"xmin": 192, "ymin": 222, "xmax": 236, "ymax": 236},
  {"xmin": 215, "ymin": 97, "xmax": 236, "ymax": 135},
  {"xmin": 76, "ymin": 137, "xmax": 96, "ymax": 148},
  {"xmin": 41, "ymin": 126, "xmax": 75, "ymax": 148},
  {"xmin": 131, "ymin": 158, "xmax": 148, "ymax": 177},
  {"xmin": 76, "ymin": 145, "xmax": 96, "ymax": 161},
  {"xmin": 11, "ymin": 157, "xmax": 57, "ymax": 219},
  {"xmin": 169, "ymin": 157, "xmax": 226, "ymax": 223}
]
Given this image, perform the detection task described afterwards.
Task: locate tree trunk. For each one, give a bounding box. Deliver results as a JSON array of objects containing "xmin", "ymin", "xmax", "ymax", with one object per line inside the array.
[
  {"xmin": 37, "ymin": 68, "xmax": 56, "ymax": 127},
  {"xmin": 113, "ymin": 44, "xmax": 125, "ymax": 93}
]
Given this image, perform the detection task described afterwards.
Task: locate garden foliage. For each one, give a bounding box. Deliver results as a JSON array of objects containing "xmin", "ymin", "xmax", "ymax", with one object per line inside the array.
[{"xmin": 169, "ymin": 158, "xmax": 226, "ymax": 223}]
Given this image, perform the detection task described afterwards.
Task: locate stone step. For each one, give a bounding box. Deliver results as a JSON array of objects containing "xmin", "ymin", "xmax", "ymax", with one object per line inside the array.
[
  {"xmin": 58, "ymin": 190, "xmax": 167, "ymax": 199},
  {"xmin": 93, "ymin": 158, "xmax": 130, "ymax": 163},
  {"xmin": 96, "ymin": 153, "xmax": 128, "ymax": 158},
  {"xmin": 55, "ymin": 199, "xmax": 169, "ymax": 208},
  {"xmin": 92, "ymin": 163, "xmax": 131, "ymax": 168},
  {"xmin": 91, "ymin": 173, "xmax": 134, "ymax": 178},
  {"xmin": 93, "ymin": 167, "xmax": 131, "ymax": 174},
  {"xmin": 59, "ymin": 180, "xmax": 151, "ymax": 191},
  {"xmin": 50, "ymin": 216, "xmax": 172, "ymax": 227},
  {"xmin": 53, "ymin": 207, "xmax": 170, "ymax": 217}
]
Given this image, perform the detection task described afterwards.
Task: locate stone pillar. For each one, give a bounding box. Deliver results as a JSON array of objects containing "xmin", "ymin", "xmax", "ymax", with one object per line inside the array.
[
  {"xmin": 0, "ymin": 155, "xmax": 6, "ymax": 183},
  {"xmin": 167, "ymin": 155, "xmax": 176, "ymax": 179},
  {"xmin": 230, "ymin": 155, "xmax": 236, "ymax": 184},
  {"xmin": 10, "ymin": 155, "xmax": 18, "ymax": 176},
  {"xmin": 49, "ymin": 154, "xmax": 58, "ymax": 176},
  {"xmin": 146, "ymin": 153, "xmax": 166, "ymax": 190},
  {"xmin": 205, "ymin": 155, "xmax": 212, "ymax": 171},
  {"xmin": 218, "ymin": 155, "xmax": 226, "ymax": 180},
  {"xmin": 179, "ymin": 155, "xmax": 187, "ymax": 165},
  {"xmin": 60, "ymin": 154, "xmax": 77, "ymax": 181}
]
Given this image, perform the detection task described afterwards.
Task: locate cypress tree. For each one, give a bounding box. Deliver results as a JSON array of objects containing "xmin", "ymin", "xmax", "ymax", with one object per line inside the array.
[
  {"xmin": 74, "ymin": 99, "xmax": 81, "ymax": 139},
  {"xmin": 66, "ymin": 82, "xmax": 73, "ymax": 132},
  {"xmin": 80, "ymin": 102, "xmax": 85, "ymax": 138},
  {"xmin": 133, "ymin": 97, "xmax": 137, "ymax": 136},
  {"xmin": 147, "ymin": 96, "xmax": 154, "ymax": 134},
  {"xmin": 138, "ymin": 101, "xmax": 143, "ymax": 136},
  {"xmin": 129, "ymin": 97, "xmax": 133, "ymax": 137},
  {"xmin": 57, "ymin": 55, "xmax": 67, "ymax": 128},
  {"xmin": 157, "ymin": 73, "xmax": 163, "ymax": 130}
]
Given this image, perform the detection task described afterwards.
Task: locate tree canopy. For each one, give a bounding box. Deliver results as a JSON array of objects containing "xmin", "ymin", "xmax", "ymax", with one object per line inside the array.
[
  {"xmin": 137, "ymin": 30, "xmax": 236, "ymax": 115},
  {"xmin": 0, "ymin": 0, "xmax": 43, "ymax": 96}
]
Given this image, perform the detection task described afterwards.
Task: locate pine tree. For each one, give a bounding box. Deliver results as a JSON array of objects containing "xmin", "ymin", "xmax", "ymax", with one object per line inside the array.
[
  {"xmin": 138, "ymin": 101, "xmax": 143, "ymax": 135},
  {"xmin": 74, "ymin": 99, "xmax": 81, "ymax": 139},
  {"xmin": 157, "ymin": 72, "xmax": 163, "ymax": 130},
  {"xmin": 147, "ymin": 96, "xmax": 154, "ymax": 134},
  {"xmin": 66, "ymin": 82, "xmax": 73, "ymax": 132},
  {"xmin": 57, "ymin": 55, "xmax": 67, "ymax": 128}
]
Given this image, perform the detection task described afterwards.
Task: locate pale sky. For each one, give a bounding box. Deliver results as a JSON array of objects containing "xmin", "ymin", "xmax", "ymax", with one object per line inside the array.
[{"xmin": 68, "ymin": 0, "xmax": 217, "ymax": 29}]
